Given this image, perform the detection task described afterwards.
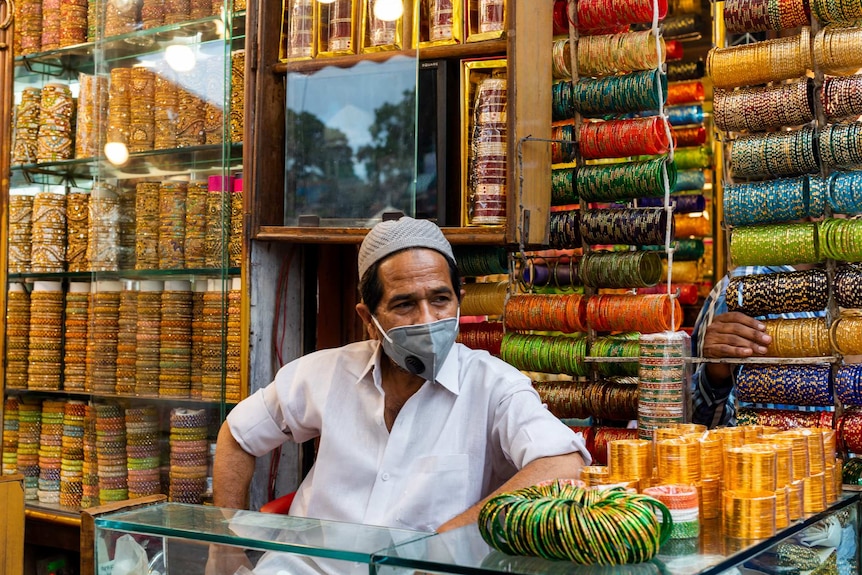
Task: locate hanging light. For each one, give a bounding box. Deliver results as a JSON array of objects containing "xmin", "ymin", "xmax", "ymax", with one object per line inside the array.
[
  {"xmin": 373, "ymin": 0, "xmax": 403, "ymax": 20},
  {"xmin": 165, "ymin": 43, "xmax": 197, "ymax": 73},
  {"xmin": 104, "ymin": 142, "xmax": 129, "ymax": 166}
]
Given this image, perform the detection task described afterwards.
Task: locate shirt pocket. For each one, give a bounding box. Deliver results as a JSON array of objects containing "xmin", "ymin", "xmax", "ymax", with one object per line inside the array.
[{"xmin": 396, "ymin": 453, "xmax": 471, "ymax": 532}]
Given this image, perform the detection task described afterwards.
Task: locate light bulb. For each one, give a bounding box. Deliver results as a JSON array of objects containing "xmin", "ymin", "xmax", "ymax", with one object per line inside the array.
[
  {"xmin": 165, "ymin": 44, "xmax": 197, "ymax": 72},
  {"xmin": 373, "ymin": 0, "xmax": 403, "ymax": 20},
  {"xmin": 104, "ymin": 142, "xmax": 129, "ymax": 166}
]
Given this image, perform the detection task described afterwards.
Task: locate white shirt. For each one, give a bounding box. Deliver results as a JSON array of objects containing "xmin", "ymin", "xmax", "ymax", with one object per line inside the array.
[{"xmin": 228, "ymin": 340, "xmax": 591, "ymax": 533}]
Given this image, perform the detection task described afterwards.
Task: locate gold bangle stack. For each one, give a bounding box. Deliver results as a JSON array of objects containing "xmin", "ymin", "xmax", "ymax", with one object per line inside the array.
[
  {"xmin": 725, "ymin": 444, "xmax": 778, "ymax": 492},
  {"xmin": 608, "ymin": 439, "xmax": 653, "ymax": 485},
  {"xmin": 829, "ymin": 311, "xmax": 862, "ymax": 355},
  {"xmin": 813, "ymin": 25, "xmax": 862, "ymax": 75},
  {"xmin": 580, "ymin": 465, "xmax": 610, "ymax": 487},
  {"xmin": 723, "ymin": 490, "xmax": 777, "ymax": 540},
  {"xmin": 656, "ymin": 437, "xmax": 701, "ymax": 485},
  {"xmin": 707, "ymin": 28, "xmax": 812, "ymax": 89},
  {"xmin": 63, "ymin": 283, "xmax": 90, "ymax": 391},
  {"xmin": 462, "ymin": 281, "xmax": 508, "ymax": 317},
  {"xmin": 6, "ymin": 285, "xmax": 31, "ymax": 390},
  {"xmin": 802, "ymin": 472, "xmax": 826, "ymax": 513}
]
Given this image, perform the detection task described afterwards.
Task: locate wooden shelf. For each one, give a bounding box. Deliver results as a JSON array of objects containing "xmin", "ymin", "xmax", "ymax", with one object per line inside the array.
[
  {"xmin": 272, "ymin": 39, "xmax": 507, "ymax": 75},
  {"xmin": 255, "ymin": 225, "xmax": 507, "ymax": 245}
]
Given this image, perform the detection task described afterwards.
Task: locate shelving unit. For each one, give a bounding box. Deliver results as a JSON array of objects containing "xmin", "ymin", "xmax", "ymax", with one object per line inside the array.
[{"xmin": 2, "ymin": 7, "xmax": 247, "ymax": 570}]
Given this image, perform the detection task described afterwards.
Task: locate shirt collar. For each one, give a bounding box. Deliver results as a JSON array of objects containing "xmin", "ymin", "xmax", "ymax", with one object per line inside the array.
[{"xmin": 361, "ymin": 341, "xmax": 461, "ymax": 396}]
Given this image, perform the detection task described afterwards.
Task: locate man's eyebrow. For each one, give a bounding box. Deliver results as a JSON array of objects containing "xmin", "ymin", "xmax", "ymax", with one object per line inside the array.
[{"xmin": 388, "ymin": 286, "xmax": 454, "ymax": 304}]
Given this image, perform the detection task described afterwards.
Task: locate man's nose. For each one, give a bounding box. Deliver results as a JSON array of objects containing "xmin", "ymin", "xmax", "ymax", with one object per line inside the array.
[{"xmin": 416, "ymin": 300, "xmax": 437, "ymax": 323}]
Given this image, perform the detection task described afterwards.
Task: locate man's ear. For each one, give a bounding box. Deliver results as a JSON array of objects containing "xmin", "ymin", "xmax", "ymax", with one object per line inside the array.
[{"xmin": 355, "ymin": 303, "xmax": 379, "ymax": 340}]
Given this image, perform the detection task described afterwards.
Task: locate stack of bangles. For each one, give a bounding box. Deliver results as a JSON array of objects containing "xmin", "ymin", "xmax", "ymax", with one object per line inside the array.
[
  {"xmin": 642, "ymin": 485, "xmax": 699, "ymax": 539},
  {"xmin": 478, "ymin": 480, "xmax": 672, "ymax": 564}
]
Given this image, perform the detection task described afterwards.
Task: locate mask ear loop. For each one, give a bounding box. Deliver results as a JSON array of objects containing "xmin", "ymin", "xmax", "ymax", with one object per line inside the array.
[{"xmin": 370, "ymin": 315, "xmax": 394, "ymax": 344}]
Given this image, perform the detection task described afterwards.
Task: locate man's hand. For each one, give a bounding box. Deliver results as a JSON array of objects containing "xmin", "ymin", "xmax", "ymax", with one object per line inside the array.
[{"xmin": 702, "ymin": 311, "xmax": 771, "ymax": 382}]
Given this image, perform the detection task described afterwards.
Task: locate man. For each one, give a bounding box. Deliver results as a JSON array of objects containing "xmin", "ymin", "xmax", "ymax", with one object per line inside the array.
[
  {"xmin": 691, "ymin": 265, "xmax": 822, "ymax": 427},
  {"xmin": 213, "ymin": 217, "xmax": 589, "ymax": 535}
]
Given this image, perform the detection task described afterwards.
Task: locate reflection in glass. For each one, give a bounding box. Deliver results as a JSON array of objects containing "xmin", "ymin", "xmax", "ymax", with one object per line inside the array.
[{"xmin": 283, "ymin": 57, "xmax": 420, "ymax": 227}]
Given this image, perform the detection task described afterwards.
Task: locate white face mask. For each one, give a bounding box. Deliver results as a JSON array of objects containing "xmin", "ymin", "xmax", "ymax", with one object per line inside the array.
[{"xmin": 371, "ymin": 311, "xmax": 460, "ymax": 382}]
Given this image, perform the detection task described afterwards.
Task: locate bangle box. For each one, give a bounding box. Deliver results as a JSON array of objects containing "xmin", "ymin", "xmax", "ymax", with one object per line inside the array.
[
  {"xmin": 360, "ymin": 0, "xmax": 407, "ymax": 52},
  {"xmin": 415, "ymin": 0, "xmax": 464, "ymax": 48},
  {"xmin": 466, "ymin": 0, "xmax": 505, "ymax": 42},
  {"xmin": 280, "ymin": 0, "xmax": 316, "ymax": 62},
  {"xmin": 461, "ymin": 58, "xmax": 508, "ymax": 227},
  {"xmin": 317, "ymin": 0, "xmax": 360, "ymax": 56}
]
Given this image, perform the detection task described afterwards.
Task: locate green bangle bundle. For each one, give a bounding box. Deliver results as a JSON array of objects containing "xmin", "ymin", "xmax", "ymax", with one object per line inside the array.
[{"xmin": 478, "ymin": 481, "xmax": 672, "ymax": 564}]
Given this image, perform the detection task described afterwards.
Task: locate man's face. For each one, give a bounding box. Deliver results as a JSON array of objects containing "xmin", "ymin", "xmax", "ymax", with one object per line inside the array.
[{"xmin": 360, "ymin": 248, "xmax": 459, "ymax": 338}]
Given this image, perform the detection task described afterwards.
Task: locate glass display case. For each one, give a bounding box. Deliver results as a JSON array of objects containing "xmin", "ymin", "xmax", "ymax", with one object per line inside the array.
[
  {"xmin": 91, "ymin": 494, "xmax": 860, "ymax": 575},
  {"xmin": 3, "ymin": 0, "xmax": 245, "ymax": 517}
]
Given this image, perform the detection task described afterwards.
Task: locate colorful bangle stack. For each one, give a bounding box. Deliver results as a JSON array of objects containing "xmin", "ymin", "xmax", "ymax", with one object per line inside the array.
[
  {"xmin": 37, "ymin": 399, "xmax": 64, "ymax": 505},
  {"xmin": 643, "ymin": 484, "xmax": 699, "ymax": 540},
  {"xmin": 230, "ymin": 51, "xmax": 246, "ymax": 144},
  {"xmin": 500, "ymin": 333, "xmax": 589, "ymax": 376},
  {"xmin": 577, "ymin": 158, "xmax": 675, "ymax": 202},
  {"xmin": 641, "ymin": 239, "xmax": 705, "ymax": 261},
  {"xmin": 723, "ymin": 176, "xmax": 810, "ymax": 227},
  {"xmin": 518, "ymin": 258, "xmax": 581, "ymax": 289},
  {"xmin": 204, "ymin": 59, "xmax": 225, "ymax": 145},
  {"xmin": 28, "ymin": 282, "xmax": 64, "ymax": 391},
  {"xmin": 81, "ymin": 404, "xmax": 98, "ymax": 508},
  {"xmin": 159, "ymin": 281, "xmax": 193, "ymax": 398},
  {"xmin": 154, "ymin": 75, "xmax": 179, "ymax": 150},
  {"xmin": 714, "ymin": 81, "xmax": 814, "ymax": 133},
  {"xmin": 462, "ymin": 281, "xmax": 508, "ymax": 317},
  {"xmin": 736, "ymin": 364, "xmax": 833, "ymax": 406},
  {"xmin": 590, "ymin": 335, "xmax": 641, "ymax": 377},
  {"xmin": 457, "ymin": 322, "xmax": 504, "ymax": 356},
  {"xmin": 176, "ymin": 86, "xmax": 206, "ymax": 148},
  {"xmin": 834, "ymin": 265, "xmax": 862, "ymax": 307},
  {"xmin": 666, "ymin": 60, "xmax": 705, "ymax": 82},
  {"xmin": 115, "ymin": 283, "xmax": 138, "ymax": 395},
  {"xmin": 125, "ymin": 405, "xmax": 161, "ymax": 499},
  {"xmin": 88, "ymin": 282, "xmax": 122, "ymax": 394},
  {"xmin": 707, "ymin": 28, "xmax": 812, "ymax": 89},
  {"xmin": 575, "ymin": 31, "xmax": 666, "ymax": 77},
  {"xmin": 169, "ymin": 408, "xmax": 210, "ymax": 504},
  {"xmin": 9, "ymin": 194, "xmax": 34, "ymax": 273},
  {"xmin": 455, "ymin": 246, "xmax": 508, "ymax": 277},
  {"xmin": 834, "ymin": 364, "xmax": 862, "ymax": 406},
  {"xmin": 478, "ymin": 482, "xmax": 671, "ymax": 564},
  {"xmin": 568, "ymin": 69, "xmax": 667, "ymax": 117},
  {"xmin": 190, "ymin": 280, "xmax": 207, "ymax": 398},
  {"xmin": 761, "ymin": 317, "xmax": 832, "ymax": 357},
  {"xmin": 201, "ymin": 282, "xmax": 228, "ymax": 401},
  {"xmin": 672, "ymin": 126, "xmax": 707, "ymax": 148},
  {"xmin": 36, "ymin": 83, "xmax": 75, "ymax": 163},
  {"xmin": 534, "ymin": 378, "xmax": 639, "ymax": 421},
  {"xmin": 576, "ymin": 0, "xmax": 667, "ymax": 32},
  {"xmin": 726, "ymin": 269, "xmax": 829, "ymax": 316},
  {"xmin": 129, "ymin": 67, "xmax": 156, "ymax": 153},
  {"xmin": 31, "ymin": 190, "xmax": 67, "ymax": 273},
  {"xmin": 205, "ymin": 176, "xmax": 232, "ymax": 268},
  {"xmin": 75, "ymin": 73, "xmax": 108, "ymax": 159},
  {"xmin": 737, "ymin": 407, "xmax": 834, "ymax": 429},
  {"xmin": 579, "ymin": 250, "xmax": 663, "ymax": 289},
  {"xmin": 17, "ymin": 399, "xmax": 42, "ymax": 500},
  {"xmin": 821, "ymin": 75, "xmax": 862, "ymax": 121},
  {"xmin": 819, "ymin": 217, "xmax": 862, "ymax": 261},
  {"xmin": 818, "ymin": 122, "xmax": 862, "ymax": 169},
  {"xmin": 135, "ymin": 182, "xmax": 161, "ymax": 270},
  {"xmin": 637, "ymin": 332, "xmax": 687, "ymax": 439},
  {"xmin": 671, "ymin": 170, "xmax": 706, "ymax": 192},
  {"xmin": 158, "ymin": 181, "xmax": 188, "ymax": 270},
  {"xmin": 636, "ymin": 283, "xmax": 699, "ymax": 306},
  {"xmin": 88, "ymin": 183, "xmax": 121, "ymax": 272},
  {"xmin": 95, "ymin": 403, "xmax": 128, "ymax": 504},
  {"xmin": 729, "ymin": 223, "xmax": 821, "ymax": 267},
  {"xmin": 587, "ymin": 294, "xmax": 683, "ymax": 333},
  {"xmin": 578, "ymin": 117, "xmax": 671, "ymax": 160},
  {"xmin": 813, "ymin": 26, "xmax": 862, "ymax": 74},
  {"xmin": 226, "ymin": 281, "xmax": 243, "ymax": 403},
  {"xmin": 135, "ymin": 282, "xmax": 163, "ymax": 398},
  {"xmin": 504, "ymin": 294, "xmax": 587, "ymax": 333},
  {"xmin": 59, "ymin": 400, "xmax": 86, "ymax": 508},
  {"xmin": 6, "ymin": 285, "xmax": 31, "ymax": 390},
  {"xmin": 62, "ymin": 282, "xmax": 90, "ymax": 391},
  {"xmin": 580, "ymin": 208, "xmax": 671, "ymax": 246},
  {"xmin": 2, "ymin": 397, "xmax": 19, "ymax": 476},
  {"xmin": 66, "ymin": 191, "xmax": 90, "ymax": 272},
  {"xmin": 724, "ymin": 0, "xmax": 809, "ymax": 32},
  {"xmin": 827, "ymin": 170, "xmax": 862, "ymax": 214}
]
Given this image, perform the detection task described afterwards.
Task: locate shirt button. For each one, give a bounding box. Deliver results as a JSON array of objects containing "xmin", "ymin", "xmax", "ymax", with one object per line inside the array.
[{"xmin": 381, "ymin": 472, "xmax": 390, "ymax": 481}]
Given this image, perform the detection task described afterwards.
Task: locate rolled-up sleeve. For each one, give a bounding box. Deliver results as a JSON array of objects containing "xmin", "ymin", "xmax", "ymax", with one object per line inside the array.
[
  {"xmin": 499, "ymin": 389, "xmax": 592, "ymax": 468},
  {"xmin": 227, "ymin": 385, "xmax": 293, "ymax": 457}
]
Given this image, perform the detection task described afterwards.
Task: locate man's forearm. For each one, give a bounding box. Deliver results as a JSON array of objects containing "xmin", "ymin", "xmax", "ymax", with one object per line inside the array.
[
  {"xmin": 213, "ymin": 422, "xmax": 256, "ymax": 509},
  {"xmin": 435, "ymin": 452, "xmax": 585, "ymax": 533}
]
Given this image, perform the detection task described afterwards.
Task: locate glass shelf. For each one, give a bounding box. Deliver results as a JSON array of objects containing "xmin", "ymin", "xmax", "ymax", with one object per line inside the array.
[
  {"xmin": 4, "ymin": 387, "xmax": 234, "ymax": 408},
  {"xmin": 14, "ymin": 16, "xmax": 239, "ymax": 75},
  {"xmin": 10, "ymin": 143, "xmax": 243, "ymax": 186},
  {"xmin": 8, "ymin": 267, "xmax": 241, "ymax": 281}
]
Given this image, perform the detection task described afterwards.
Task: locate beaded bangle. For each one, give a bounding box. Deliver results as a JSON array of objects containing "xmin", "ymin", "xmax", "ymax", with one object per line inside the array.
[
  {"xmin": 714, "ymin": 80, "xmax": 814, "ymax": 133},
  {"xmin": 579, "ymin": 250, "xmax": 663, "ymax": 288},
  {"xmin": 737, "ymin": 364, "xmax": 833, "ymax": 406},
  {"xmin": 727, "ymin": 269, "xmax": 829, "ymax": 316},
  {"xmin": 571, "ymin": 69, "xmax": 667, "ymax": 116},
  {"xmin": 580, "ymin": 208, "xmax": 671, "ymax": 246},
  {"xmin": 730, "ymin": 223, "xmax": 821, "ymax": 267}
]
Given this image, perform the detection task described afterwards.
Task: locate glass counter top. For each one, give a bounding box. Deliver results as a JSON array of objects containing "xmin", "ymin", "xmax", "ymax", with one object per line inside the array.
[
  {"xmin": 94, "ymin": 492, "xmax": 860, "ymax": 575},
  {"xmin": 95, "ymin": 503, "xmax": 433, "ymax": 563},
  {"xmin": 375, "ymin": 492, "xmax": 859, "ymax": 575}
]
